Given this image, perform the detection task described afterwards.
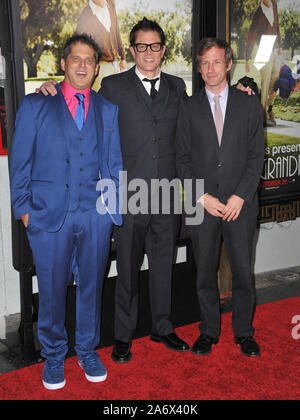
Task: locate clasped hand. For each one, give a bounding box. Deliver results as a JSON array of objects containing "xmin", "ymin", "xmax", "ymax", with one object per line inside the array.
[{"xmin": 202, "ymin": 194, "xmax": 244, "ymax": 221}]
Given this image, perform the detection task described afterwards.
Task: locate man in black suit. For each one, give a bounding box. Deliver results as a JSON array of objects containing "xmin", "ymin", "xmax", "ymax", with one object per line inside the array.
[
  {"xmin": 176, "ymin": 38, "xmax": 264, "ymax": 358},
  {"xmin": 99, "ymin": 18, "xmax": 190, "ymax": 362}
]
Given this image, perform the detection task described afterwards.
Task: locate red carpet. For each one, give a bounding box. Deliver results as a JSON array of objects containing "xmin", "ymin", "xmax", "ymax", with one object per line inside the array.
[{"xmin": 0, "ymin": 297, "xmax": 299, "ymax": 400}]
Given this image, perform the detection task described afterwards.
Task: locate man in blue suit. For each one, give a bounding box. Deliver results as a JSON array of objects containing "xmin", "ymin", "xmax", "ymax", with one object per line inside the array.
[{"xmin": 9, "ymin": 34, "xmax": 123, "ymax": 390}]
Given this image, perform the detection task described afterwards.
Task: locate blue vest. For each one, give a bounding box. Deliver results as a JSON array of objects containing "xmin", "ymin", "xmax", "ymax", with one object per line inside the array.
[{"xmin": 61, "ymin": 95, "xmax": 100, "ymax": 211}]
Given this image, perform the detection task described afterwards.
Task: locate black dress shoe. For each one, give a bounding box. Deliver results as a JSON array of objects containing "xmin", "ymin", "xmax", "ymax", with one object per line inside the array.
[
  {"xmin": 111, "ymin": 340, "xmax": 132, "ymax": 363},
  {"xmin": 235, "ymin": 336, "xmax": 260, "ymax": 357},
  {"xmin": 192, "ymin": 334, "xmax": 219, "ymax": 356},
  {"xmin": 150, "ymin": 332, "xmax": 190, "ymax": 352}
]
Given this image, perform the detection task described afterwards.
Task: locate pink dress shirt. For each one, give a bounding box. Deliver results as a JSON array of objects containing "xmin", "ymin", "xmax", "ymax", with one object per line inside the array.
[{"xmin": 60, "ymin": 81, "xmax": 91, "ymax": 122}]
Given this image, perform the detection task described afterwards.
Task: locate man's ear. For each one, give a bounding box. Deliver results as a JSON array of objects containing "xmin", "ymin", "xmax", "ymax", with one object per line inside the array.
[
  {"xmin": 226, "ymin": 59, "xmax": 233, "ymax": 73},
  {"xmin": 95, "ymin": 63, "xmax": 100, "ymax": 77},
  {"xmin": 129, "ymin": 46, "xmax": 136, "ymax": 61},
  {"xmin": 161, "ymin": 45, "xmax": 166, "ymax": 59},
  {"xmin": 61, "ymin": 58, "xmax": 66, "ymax": 72}
]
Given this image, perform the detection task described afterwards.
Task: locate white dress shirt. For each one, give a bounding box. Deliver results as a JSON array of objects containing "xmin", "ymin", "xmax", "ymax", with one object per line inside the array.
[{"xmin": 135, "ymin": 67, "xmax": 161, "ymax": 96}]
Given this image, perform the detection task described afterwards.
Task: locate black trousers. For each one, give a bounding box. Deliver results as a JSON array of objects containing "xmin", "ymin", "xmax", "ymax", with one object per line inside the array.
[
  {"xmin": 113, "ymin": 212, "xmax": 179, "ymax": 342},
  {"xmin": 189, "ymin": 208, "xmax": 257, "ymax": 338}
]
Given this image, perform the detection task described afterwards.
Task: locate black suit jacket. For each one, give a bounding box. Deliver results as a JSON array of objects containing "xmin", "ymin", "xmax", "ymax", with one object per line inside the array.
[
  {"xmin": 100, "ymin": 66, "xmax": 187, "ymax": 184},
  {"xmin": 175, "ymin": 86, "xmax": 264, "ymax": 214}
]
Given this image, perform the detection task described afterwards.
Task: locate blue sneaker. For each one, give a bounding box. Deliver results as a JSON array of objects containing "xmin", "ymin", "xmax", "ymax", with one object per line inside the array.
[
  {"xmin": 78, "ymin": 352, "xmax": 107, "ymax": 383},
  {"xmin": 42, "ymin": 359, "xmax": 65, "ymax": 390}
]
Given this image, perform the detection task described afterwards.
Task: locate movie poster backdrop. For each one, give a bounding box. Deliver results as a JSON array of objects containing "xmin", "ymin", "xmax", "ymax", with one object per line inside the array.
[
  {"xmin": 20, "ymin": 0, "xmax": 300, "ymax": 205},
  {"xmin": 20, "ymin": 0, "xmax": 193, "ymax": 95},
  {"xmin": 230, "ymin": 0, "xmax": 300, "ymax": 204}
]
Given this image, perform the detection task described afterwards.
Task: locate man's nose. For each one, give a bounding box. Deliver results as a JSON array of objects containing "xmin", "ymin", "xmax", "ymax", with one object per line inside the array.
[
  {"xmin": 145, "ymin": 45, "xmax": 153, "ymax": 54},
  {"xmin": 208, "ymin": 62, "xmax": 214, "ymax": 72},
  {"xmin": 78, "ymin": 59, "xmax": 87, "ymax": 67}
]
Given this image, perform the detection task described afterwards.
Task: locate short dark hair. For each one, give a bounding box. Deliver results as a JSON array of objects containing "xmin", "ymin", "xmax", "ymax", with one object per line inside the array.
[
  {"xmin": 196, "ymin": 37, "xmax": 233, "ymax": 68},
  {"xmin": 129, "ymin": 17, "xmax": 166, "ymax": 46},
  {"xmin": 63, "ymin": 33, "xmax": 101, "ymax": 63}
]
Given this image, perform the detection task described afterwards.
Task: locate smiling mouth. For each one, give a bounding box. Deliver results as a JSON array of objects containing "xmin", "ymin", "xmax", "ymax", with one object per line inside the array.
[{"xmin": 76, "ymin": 71, "xmax": 87, "ymax": 77}]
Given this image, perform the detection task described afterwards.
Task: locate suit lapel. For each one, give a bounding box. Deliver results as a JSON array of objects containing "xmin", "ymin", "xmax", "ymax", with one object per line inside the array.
[
  {"xmin": 91, "ymin": 90, "xmax": 105, "ymax": 167},
  {"xmin": 156, "ymin": 72, "xmax": 170, "ymax": 115},
  {"xmin": 54, "ymin": 88, "xmax": 74, "ymax": 151},
  {"xmin": 125, "ymin": 66, "xmax": 152, "ymax": 118},
  {"xmin": 197, "ymin": 89, "xmax": 220, "ymax": 154},
  {"xmin": 221, "ymin": 87, "xmax": 239, "ymax": 151}
]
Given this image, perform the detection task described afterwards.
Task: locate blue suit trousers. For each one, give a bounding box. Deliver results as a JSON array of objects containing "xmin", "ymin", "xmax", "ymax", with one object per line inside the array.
[{"xmin": 26, "ymin": 208, "xmax": 112, "ymax": 360}]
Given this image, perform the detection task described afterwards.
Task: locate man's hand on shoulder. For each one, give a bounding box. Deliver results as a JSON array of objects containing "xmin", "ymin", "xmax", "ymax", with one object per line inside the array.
[
  {"xmin": 236, "ymin": 83, "xmax": 255, "ymax": 96},
  {"xmin": 20, "ymin": 213, "xmax": 29, "ymax": 228},
  {"xmin": 35, "ymin": 81, "xmax": 58, "ymax": 96}
]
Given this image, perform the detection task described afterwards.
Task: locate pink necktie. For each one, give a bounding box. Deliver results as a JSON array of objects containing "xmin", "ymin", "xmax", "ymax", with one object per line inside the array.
[{"xmin": 213, "ymin": 95, "xmax": 223, "ymax": 145}]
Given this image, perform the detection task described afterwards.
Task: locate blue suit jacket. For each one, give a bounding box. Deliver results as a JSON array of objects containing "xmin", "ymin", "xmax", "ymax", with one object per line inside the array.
[{"xmin": 10, "ymin": 88, "xmax": 123, "ymax": 232}]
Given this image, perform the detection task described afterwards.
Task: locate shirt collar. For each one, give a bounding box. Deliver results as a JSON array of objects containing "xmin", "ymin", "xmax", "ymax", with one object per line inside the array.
[
  {"xmin": 135, "ymin": 66, "xmax": 161, "ymax": 82},
  {"xmin": 60, "ymin": 81, "xmax": 91, "ymax": 102},
  {"xmin": 205, "ymin": 83, "xmax": 229, "ymax": 103}
]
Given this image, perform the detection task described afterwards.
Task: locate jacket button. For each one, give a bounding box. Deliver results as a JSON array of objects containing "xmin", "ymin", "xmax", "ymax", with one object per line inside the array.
[
  {"xmin": 66, "ymin": 159, "xmax": 70, "ymax": 164},
  {"xmin": 66, "ymin": 184, "xmax": 69, "ymax": 188}
]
